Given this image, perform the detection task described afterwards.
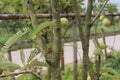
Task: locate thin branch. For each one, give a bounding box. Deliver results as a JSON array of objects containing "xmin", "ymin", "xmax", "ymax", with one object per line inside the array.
[
  {"xmin": 91, "ymin": 0, "xmax": 109, "ymax": 25},
  {"xmin": 0, "ymin": 70, "xmax": 42, "ymax": 80},
  {"xmin": 0, "ymin": 70, "xmax": 29, "ymax": 78}
]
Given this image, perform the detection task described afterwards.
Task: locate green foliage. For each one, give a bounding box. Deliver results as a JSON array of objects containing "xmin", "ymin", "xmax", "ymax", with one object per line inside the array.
[
  {"xmin": 23, "ymin": 0, "xmax": 29, "ymax": 16},
  {"xmin": 0, "ymin": 61, "xmax": 20, "ymax": 72},
  {"xmin": 27, "ymin": 47, "xmax": 40, "ymax": 63},
  {"xmin": 92, "ymin": 38, "xmax": 103, "ymax": 56},
  {"xmin": 16, "ymin": 74, "xmax": 38, "ymax": 80},
  {"xmin": 60, "ymin": 0, "xmax": 84, "ymax": 13},
  {"xmin": 0, "ymin": 27, "xmax": 29, "ymax": 59},
  {"xmin": 100, "ymin": 50, "xmax": 120, "ymax": 80},
  {"xmin": 100, "ymin": 72, "xmax": 120, "ymax": 80},
  {"xmin": 28, "ymin": 61, "xmax": 48, "ymax": 68},
  {"xmin": 62, "ymin": 64, "xmax": 82, "ymax": 80},
  {"xmin": 62, "ymin": 67, "xmax": 73, "ymax": 80},
  {"xmin": 105, "ymin": 3, "xmax": 118, "ymax": 13},
  {"xmin": 92, "ymin": 0, "xmax": 118, "ymax": 13},
  {"xmin": 20, "ymin": 49, "xmax": 25, "ymax": 65},
  {"xmin": 29, "ymin": 20, "xmax": 55, "ymax": 39},
  {"xmin": 4, "ymin": 5, "xmax": 15, "ymax": 14},
  {"xmin": 33, "ymin": 0, "xmax": 50, "ymax": 13},
  {"xmin": 0, "ymin": 77, "xmax": 13, "ymax": 80},
  {"xmin": 0, "ymin": 0, "xmax": 23, "ymax": 14}
]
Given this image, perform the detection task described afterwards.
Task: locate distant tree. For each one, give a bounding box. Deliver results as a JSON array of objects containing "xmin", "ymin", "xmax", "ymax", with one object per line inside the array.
[
  {"xmin": 92, "ymin": 1, "xmax": 118, "ymax": 13},
  {"xmin": 105, "ymin": 3, "xmax": 118, "ymax": 13}
]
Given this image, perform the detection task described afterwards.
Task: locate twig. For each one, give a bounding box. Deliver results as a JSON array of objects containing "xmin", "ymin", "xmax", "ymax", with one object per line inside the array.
[{"xmin": 91, "ymin": 0, "xmax": 109, "ymax": 25}]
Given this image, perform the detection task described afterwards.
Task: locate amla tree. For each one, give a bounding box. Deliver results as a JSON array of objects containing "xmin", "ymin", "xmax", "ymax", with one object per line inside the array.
[
  {"xmin": 24, "ymin": 0, "xmax": 62, "ymax": 80},
  {"xmin": 73, "ymin": 0, "xmax": 109, "ymax": 80}
]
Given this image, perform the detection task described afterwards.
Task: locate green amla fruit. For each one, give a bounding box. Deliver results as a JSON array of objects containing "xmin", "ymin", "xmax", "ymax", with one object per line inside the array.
[
  {"xmin": 99, "ymin": 15, "xmax": 105, "ymax": 21},
  {"xmin": 60, "ymin": 17, "xmax": 68, "ymax": 27},
  {"xmin": 99, "ymin": 42, "xmax": 106, "ymax": 49},
  {"xmin": 102, "ymin": 18, "xmax": 110, "ymax": 26},
  {"xmin": 93, "ymin": 48, "xmax": 102, "ymax": 56}
]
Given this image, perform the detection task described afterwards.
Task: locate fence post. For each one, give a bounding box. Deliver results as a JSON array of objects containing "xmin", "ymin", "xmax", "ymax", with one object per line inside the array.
[{"xmin": 72, "ymin": 18, "xmax": 78, "ymax": 80}]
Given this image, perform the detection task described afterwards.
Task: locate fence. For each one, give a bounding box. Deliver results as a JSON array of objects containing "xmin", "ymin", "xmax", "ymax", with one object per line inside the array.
[{"xmin": 0, "ymin": 13, "xmax": 120, "ymax": 20}]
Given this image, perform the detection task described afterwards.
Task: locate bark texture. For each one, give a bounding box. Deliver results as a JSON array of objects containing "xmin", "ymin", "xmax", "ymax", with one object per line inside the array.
[
  {"xmin": 24, "ymin": 0, "xmax": 62, "ymax": 80},
  {"xmin": 73, "ymin": 0, "xmax": 92, "ymax": 80},
  {"xmin": 51, "ymin": 0, "xmax": 62, "ymax": 80}
]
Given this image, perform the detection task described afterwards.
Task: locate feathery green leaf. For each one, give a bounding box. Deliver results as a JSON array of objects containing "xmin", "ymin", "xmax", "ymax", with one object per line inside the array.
[
  {"xmin": 20, "ymin": 49, "xmax": 25, "ymax": 65},
  {"xmin": 0, "ymin": 27, "xmax": 30, "ymax": 59},
  {"xmin": 0, "ymin": 61, "xmax": 20, "ymax": 72},
  {"xmin": 27, "ymin": 48, "xmax": 41, "ymax": 63},
  {"xmin": 28, "ymin": 61, "xmax": 48, "ymax": 67},
  {"xmin": 29, "ymin": 20, "xmax": 55, "ymax": 38}
]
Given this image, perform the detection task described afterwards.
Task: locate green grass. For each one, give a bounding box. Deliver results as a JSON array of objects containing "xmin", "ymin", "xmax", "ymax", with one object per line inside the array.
[{"xmin": 62, "ymin": 64, "xmax": 82, "ymax": 80}]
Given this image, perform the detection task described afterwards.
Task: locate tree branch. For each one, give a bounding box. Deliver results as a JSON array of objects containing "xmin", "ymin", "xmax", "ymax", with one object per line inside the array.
[
  {"xmin": 91, "ymin": 0, "xmax": 109, "ymax": 25},
  {"xmin": 81, "ymin": 0, "xmax": 93, "ymax": 80},
  {"xmin": 0, "ymin": 70, "xmax": 41, "ymax": 80}
]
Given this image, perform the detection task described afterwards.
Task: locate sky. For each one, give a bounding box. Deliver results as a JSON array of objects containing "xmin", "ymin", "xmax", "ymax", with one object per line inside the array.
[{"xmin": 83, "ymin": 0, "xmax": 120, "ymax": 12}]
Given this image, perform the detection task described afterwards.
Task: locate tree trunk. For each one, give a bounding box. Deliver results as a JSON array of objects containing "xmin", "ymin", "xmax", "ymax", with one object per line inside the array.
[
  {"xmin": 25, "ymin": 0, "xmax": 62, "ymax": 79},
  {"xmin": 50, "ymin": 0, "xmax": 62, "ymax": 80},
  {"xmin": 83, "ymin": 0, "xmax": 93, "ymax": 80},
  {"xmin": 73, "ymin": 0, "xmax": 93, "ymax": 80}
]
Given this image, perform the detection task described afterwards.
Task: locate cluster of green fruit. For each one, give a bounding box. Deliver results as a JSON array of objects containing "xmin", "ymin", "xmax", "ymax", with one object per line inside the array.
[
  {"xmin": 99, "ymin": 15, "xmax": 110, "ymax": 26},
  {"xmin": 93, "ymin": 42, "xmax": 106, "ymax": 56}
]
